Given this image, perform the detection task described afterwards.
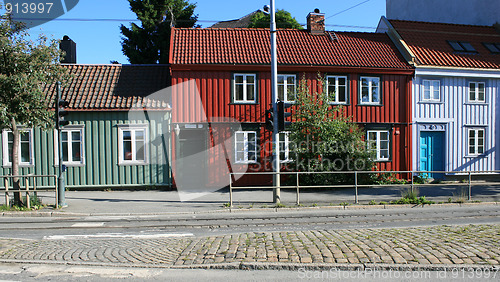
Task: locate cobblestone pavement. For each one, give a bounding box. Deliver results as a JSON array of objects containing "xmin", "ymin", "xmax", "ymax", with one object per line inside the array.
[{"xmin": 0, "ymin": 225, "xmax": 499, "ymax": 268}]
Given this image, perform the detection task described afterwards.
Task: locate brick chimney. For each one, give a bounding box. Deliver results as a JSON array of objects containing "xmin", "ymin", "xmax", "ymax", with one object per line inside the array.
[
  {"xmin": 60, "ymin": 35, "xmax": 76, "ymax": 64},
  {"xmin": 307, "ymin": 8, "xmax": 325, "ymax": 34}
]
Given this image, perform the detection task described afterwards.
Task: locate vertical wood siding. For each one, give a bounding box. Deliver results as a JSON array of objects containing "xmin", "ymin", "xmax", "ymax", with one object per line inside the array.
[
  {"xmin": 172, "ymin": 70, "xmax": 412, "ymax": 175},
  {"xmin": 413, "ymin": 75, "xmax": 499, "ymax": 172},
  {"xmin": 0, "ymin": 111, "xmax": 172, "ymax": 188}
]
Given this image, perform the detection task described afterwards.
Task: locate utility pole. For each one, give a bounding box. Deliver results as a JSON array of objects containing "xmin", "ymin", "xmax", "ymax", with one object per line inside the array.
[
  {"xmin": 270, "ymin": 0, "xmax": 280, "ymax": 204},
  {"xmin": 56, "ymin": 82, "xmax": 67, "ymax": 207}
]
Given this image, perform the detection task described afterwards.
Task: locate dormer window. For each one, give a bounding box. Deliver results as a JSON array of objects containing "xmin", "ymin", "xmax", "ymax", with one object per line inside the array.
[
  {"xmin": 448, "ymin": 41, "xmax": 477, "ymax": 53},
  {"xmin": 483, "ymin": 43, "xmax": 500, "ymax": 54}
]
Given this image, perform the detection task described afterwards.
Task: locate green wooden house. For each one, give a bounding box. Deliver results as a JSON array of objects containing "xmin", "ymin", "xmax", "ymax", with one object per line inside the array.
[{"xmin": 0, "ymin": 64, "xmax": 173, "ymax": 189}]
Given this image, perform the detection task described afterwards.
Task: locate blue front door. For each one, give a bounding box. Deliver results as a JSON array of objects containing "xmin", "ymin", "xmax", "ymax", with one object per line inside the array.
[{"xmin": 420, "ymin": 131, "xmax": 445, "ymax": 179}]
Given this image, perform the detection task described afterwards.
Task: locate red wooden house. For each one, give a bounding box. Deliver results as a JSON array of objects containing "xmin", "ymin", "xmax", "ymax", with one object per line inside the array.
[{"xmin": 169, "ymin": 10, "xmax": 414, "ymax": 188}]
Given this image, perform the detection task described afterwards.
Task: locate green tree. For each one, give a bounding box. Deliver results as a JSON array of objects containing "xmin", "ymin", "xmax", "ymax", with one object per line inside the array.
[
  {"xmin": 288, "ymin": 76, "xmax": 374, "ymax": 186},
  {"xmin": 120, "ymin": 0, "xmax": 198, "ymax": 64},
  {"xmin": 249, "ymin": 9, "xmax": 303, "ymax": 29},
  {"xmin": 0, "ymin": 15, "xmax": 68, "ymax": 206}
]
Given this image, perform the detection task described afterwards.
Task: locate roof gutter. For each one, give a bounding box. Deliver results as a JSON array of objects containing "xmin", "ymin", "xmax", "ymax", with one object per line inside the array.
[
  {"xmin": 415, "ymin": 66, "xmax": 500, "ymax": 78},
  {"xmin": 170, "ymin": 64, "xmax": 414, "ymax": 75}
]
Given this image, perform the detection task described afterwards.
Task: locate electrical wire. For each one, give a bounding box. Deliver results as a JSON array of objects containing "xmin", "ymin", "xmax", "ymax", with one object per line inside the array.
[{"xmin": 324, "ymin": 0, "xmax": 372, "ymax": 20}]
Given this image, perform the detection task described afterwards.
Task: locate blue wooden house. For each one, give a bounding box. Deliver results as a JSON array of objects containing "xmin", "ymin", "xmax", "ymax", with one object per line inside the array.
[{"xmin": 378, "ymin": 18, "xmax": 500, "ymax": 176}]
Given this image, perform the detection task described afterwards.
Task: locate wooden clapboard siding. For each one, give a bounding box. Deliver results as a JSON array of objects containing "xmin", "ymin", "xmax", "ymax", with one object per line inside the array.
[
  {"xmin": 412, "ymin": 72, "xmax": 500, "ymax": 172},
  {"xmin": 172, "ymin": 68, "xmax": 413, "ymax": 175}
]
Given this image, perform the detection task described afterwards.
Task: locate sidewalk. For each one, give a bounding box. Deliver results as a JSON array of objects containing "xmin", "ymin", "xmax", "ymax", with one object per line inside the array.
[{"xmin": 2, "ymin": 186, "xmax": 500, "ymax": 216}]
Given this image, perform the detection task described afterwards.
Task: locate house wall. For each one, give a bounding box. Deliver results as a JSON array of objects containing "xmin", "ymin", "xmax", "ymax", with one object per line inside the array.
[
  {"xmin": 171, "ymin": 69, "xmax": 413, "ymax": 176},
  {"xmin": 412, "ymin": 69, "xmax": 500, "ymax": 173},
  {"xmin": 172, "ymin": 71, "xmax": 411, "ymax": 123},
  {"xmin": 0, "ymin": 111, "xmax": 172, "ymax": 188},
  {"xmin": 386, "ymin": 0, "xmax": 500, "ymax": 26}
]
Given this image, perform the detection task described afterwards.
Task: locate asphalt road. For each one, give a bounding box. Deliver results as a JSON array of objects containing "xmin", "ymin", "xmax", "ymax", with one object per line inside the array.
[
  {"xmin": 1, "ymin": 204, "xmax": 499, "ymax": 240},
  {"xmin": 0, "ymin": 205, "xmax": 499, "ymax": 281}
]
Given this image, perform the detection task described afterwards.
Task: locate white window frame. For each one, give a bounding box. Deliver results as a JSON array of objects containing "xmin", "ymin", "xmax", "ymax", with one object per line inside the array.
[
  {"xmin": 2, "ymin": 128, "xmax": 34, "ymax": 167},
  {"xmin": 234, "ymin": 131, "xmax": 258, "ymax": 164},
  {"xmin": 279, "ymin": 131, "xmax": 293, "ymax": 163},
  {"xmin": 326, "ymin": 75, "xmax": 348, "ymax": 104},
  {"xmin": 468, "ymin": 128, "xmax": 485, "ymax": 156},
  {"xmin": 54, "ymin": 125, "xmax": 85, "ymax": 166},
  {"xmin": 422, "ymin": 79, "xmax": 441, "ymax": 102},
  {"xmin": 359, "ymin": 76, "xmax": 381, "ymax": 105},
  {"xmin": 118, "ymin": 124, "xmax": 149, "ymax": 166},
  {"xmin": 277, "ymin": 74, "xmax": 296, "ymax": 102},
  {"xmin": 468, "ymin": 82, "xmax": 486, "ymax": 103},
  {"xmin": 367, "ymin": 130, "xmax": 390, "ymax": 161},
  {"xmin": 233, "ymin": 73, "xmax": 257, "ymax": 104}
]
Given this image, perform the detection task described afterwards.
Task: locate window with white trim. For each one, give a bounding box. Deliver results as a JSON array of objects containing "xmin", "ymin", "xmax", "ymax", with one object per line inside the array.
[
  {"xmin": 469, "ymin": 82, "xmax": 485, "ymax": 103},
  {"xmin": 422, "ymin": 80, "xmax": 440, "ymax": 101},
  {"xmin": 54, "ymin": 126, "xmax": 85, "ymax": 166},
  {"xmin": 468, "ymin": 128, "xmax": 485, "ymax": 156},
  {"xmin": 326, "ymin": 75, "xmax": 348, "ymax": 104},
  {"xmin": 233, "ymin": 73, "xmax": 256, "ymax": 103},
  {"xmin": 367, "ymin": 130, "xmax": 390, "ymax": 161},
  {"xmin": 277, "ymin": 74, "xmax": 296, "ymax": 102},
  {"xmin": 279, "ymin": 132, "xmax": 293, "ymax": 163},
  {"xmin": 2, "ymin": 129, "xmax": 34, "ymax": 167},
  {"xmin": 234, "ymin": 131, "xmax": 257, "ymax": 164},
  {"xmin": 359, "ymin": 77, "xmax": 380, "ymax": 104},
  {"xmin": 118, "ymin": 125, "xmax": 148, "ymax": 165}
]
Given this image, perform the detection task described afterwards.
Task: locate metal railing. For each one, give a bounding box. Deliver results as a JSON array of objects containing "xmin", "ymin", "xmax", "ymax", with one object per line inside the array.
[
  {"xmin": 228, "ymin": 170, "xmax": 500, "ymax": 207},
  {"xmin": 1, "ymin": 174, "xmax": 58, "ymax": 208}
]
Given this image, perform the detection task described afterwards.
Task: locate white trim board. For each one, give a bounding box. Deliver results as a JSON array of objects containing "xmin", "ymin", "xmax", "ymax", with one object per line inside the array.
[{"xmin": 415, "ymin": 67, "xmax": 500, "ymax": 78}]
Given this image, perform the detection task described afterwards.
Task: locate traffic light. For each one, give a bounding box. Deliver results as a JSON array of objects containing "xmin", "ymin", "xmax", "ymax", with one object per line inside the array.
[
  {"xmin": 265, "ymin": 106, "xmax": 274, "ymax": 131},
  {"xmin": 277, "ymin": 101, "xmax": 292, "ymax": 131},
  {"xmin": 57, "ymin": 99, "xmax": 70, "ymax": 128}
]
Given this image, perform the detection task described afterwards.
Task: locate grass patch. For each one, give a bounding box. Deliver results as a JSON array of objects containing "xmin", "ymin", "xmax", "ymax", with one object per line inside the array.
[
  {"xmin": 452, "ymin": 187, "xmax": 468, "ymax": 203},
  {"xmin": 2, "ymin": 194, "xmax": 45, "ymax": 211},
  {"xmin": 389, "ymin": 188, "xmax": 435, "ymax": 205}
]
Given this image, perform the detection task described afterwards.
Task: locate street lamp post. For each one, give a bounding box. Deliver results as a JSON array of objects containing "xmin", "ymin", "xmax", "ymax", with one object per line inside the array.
[
  {"xmin": 270, "ymin": 0, "xmax": 280, "ymax": 204},
  {"xmin": 56, "ymin": 82, "xmax": 67, "ymax": 207}
]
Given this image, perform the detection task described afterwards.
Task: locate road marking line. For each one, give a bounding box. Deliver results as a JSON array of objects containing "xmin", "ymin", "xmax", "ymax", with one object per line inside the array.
[
  {"xmin": 71, "ymin": 222, "xmax": 105, "ymax": 227},
  {"xmin": 43, "ymin": 233, "xmax": 194, "ymax": 240}
]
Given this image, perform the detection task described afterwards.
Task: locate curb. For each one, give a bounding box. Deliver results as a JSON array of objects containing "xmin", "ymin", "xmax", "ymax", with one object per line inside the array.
[
  {"xmin": 1, "ymin": 201, "xmax": 498, "ymax": 218},
  {"xmin": 0, "ymin": 258, "xmax": 497, "ymax": 272},
  {"xmin": 172, "ymin": 262, "xmax": 500, "ymax": 272}
]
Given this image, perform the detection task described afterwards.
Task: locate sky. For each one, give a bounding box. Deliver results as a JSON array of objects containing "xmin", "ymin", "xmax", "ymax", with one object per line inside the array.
[{"xmin": 18, "ymin": 0, "xmax": 386, "ymax": 64}]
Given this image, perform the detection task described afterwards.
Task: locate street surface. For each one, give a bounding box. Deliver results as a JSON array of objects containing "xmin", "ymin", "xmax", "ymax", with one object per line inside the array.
[{"xmin": 0, "ymin": 190, "xmax": 499, "ymax": 280}]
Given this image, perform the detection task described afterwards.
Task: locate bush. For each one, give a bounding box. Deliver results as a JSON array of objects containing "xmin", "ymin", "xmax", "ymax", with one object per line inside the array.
[
  {"xmin": 288, "ymin": 75, "xmax": 374, "ymax": 187},
  {"xmin": 372, "ymin": 172, "xmax": 408, "ymax": 185},
  {"xmin": 413, "ymin": 173, "xmax": 429, "ymax": 184}
]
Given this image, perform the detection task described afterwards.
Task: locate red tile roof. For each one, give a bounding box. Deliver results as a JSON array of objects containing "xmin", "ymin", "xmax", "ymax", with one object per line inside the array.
[
  {"xmin": 390, "ymin": 20, "xmax": 500, "ymax": 69},
  {"xmin": 171, "ymin": 28, "xmax": 412, "ymax": 69},
  {"xmin": 45, "ymin": 65, "xmax": 171, "ymax": 111}
]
